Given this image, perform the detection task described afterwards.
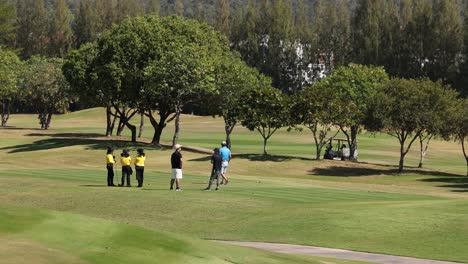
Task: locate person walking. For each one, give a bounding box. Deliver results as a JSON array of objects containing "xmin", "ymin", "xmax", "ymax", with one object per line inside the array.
[
  {"xmin": 134, "ymin": 148, "xmax": 146, "ymax": 187},
  {"xmin": 120, "ymin": 149, "xmax": 132, "ymax": 187},
  {"xmin": 106, "ymin": 147, "xmax": 116, "ymax": 187},
  {"xmin": 170, "ymin": 144, "xmax": 183, "ymax": 191},
  {"xmin": 205, "ymin": 148, "xmax": 222, "ymax": 191},
  {"xmin": 219, "ymin": 141, "xmax": 231, "ymax": 185}
]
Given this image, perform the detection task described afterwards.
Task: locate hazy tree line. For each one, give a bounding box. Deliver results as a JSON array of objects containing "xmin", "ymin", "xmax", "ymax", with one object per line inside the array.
[{"xmin": 0, "ymin": 0, "xmax": 467, "ymax": 174}]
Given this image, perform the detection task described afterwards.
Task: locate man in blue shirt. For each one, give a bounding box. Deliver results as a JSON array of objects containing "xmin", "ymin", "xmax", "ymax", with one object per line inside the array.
[{"xmin": 219, "ymin": 141, "xmax": 231, "ymax": 185}]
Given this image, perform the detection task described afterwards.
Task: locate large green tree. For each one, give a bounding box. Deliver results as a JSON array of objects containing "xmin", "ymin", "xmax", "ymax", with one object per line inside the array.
[
  {"xmin": 240, "ymin": 80, "xmax": 289, "ymax": 157},
  {"xmin": 0, "ymin": 48, "xmax": 23, "ymax": 126},
  {"xmin": 322, "ymin": 64, "xmax": 389, "ymax": 161},
  {"xmin": 368, "ymin": 78, "xmax": 458, "ymax": 173},
  {"xmin": 290, "ymin": 81, "xmax": 339, "ymax": 160},
  {"xmin": 23, "ymin": 56, "xmax": 69, "ymax": 130}
]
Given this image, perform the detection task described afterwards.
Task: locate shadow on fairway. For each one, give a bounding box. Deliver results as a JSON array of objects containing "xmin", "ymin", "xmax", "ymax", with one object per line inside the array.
[
  {"xmin": 419, "ymin": 178, "xmax": 468, "ymax": 192},
  {"xmin": 309, "ymin": 165, "xmax": 463, "ymax": 178},
  {"xmin": 189, "ymin": 153, "xmax": 314, "ymax": 162},
  {"xmin": 80, "ymin": 184, "xmax": 109, "ymax": 188},
  {"xmin": 0, "ymin": 135, "xmax": 165, "ymax": 153},
  {"xmin": 27, "ymin": 132, "xmax": 103, "ymax": 138}
]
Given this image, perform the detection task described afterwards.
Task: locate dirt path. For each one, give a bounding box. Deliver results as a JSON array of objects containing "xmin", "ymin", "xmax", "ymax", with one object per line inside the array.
[{"xmin": 215, "ymin": 241, "xmax": 463, "ymax": 264}]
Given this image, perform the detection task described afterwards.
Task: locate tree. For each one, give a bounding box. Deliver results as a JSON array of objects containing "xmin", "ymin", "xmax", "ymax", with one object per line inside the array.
[
  {"xmin": 448, "ymin": 99, "xmax": 468, "ymax": 176},
  {"xmin": 456, "ymin": 1, "xmax": 468, "ymax": 97},
  {"xmin": 75, "ymin": 0, "xmax": 97, "ymax": 47},
  {"xmin": 140, "ymin": 16, "xmax": 229, "ymax": 145},
  {"xmin": 23, "ymin": 57, "xmax": 69, "ymax": 130},
  {"xmin": 174, "ymin": 0, "xmax": 184, "ymax": 16},
  {"xmin": 49, "ymin": 0, "xmax": 74, "ymax": 57},
  {"xmin": 324, "ymin": 64, "xmax": 388, "ymax": 161},
  {"xmin": 290, "ymin": 82, "xmax": 339, "ymax": 160},
  {"xmin": 215, "ymin": 0, "xmax": 230, "ymax": 37},
  {"xmin": 205, "ymin": 54, "xmax": 264, "ymax": 149},
  {"xmin": 63, "ymin": 42, "xmax": 118, "ymax": 136},
  {"xmin": 65, "ymin": 15, "xmax": 230, "ymax": 144},
  {"xmin": 0, "ymin": 0, "xmax": 16, "ymax": 47},
  {"xmin": 0, "ymin": 48, "xmax": 23, "ymax": 126},
  {"xmin": 427, "ymin": 0, "xmax": 463, "ymax": 83},
  {"xmin": 367, "ymin": 78, "xmax": 458, "ymax": 173},
  {"xmin": 16, "ymin": 0, "xmax": 49, "ymax": 58},
  {"xmin": 240, "ymin": 80, "xmax": 289, "ymax": 157},
  {"xmin": 351, "ymin": 0, "xmax": 383, "ymax": 65},
  {"xmin": 146, "ymin": 0, "xmax": 160, "ymax": 15}
]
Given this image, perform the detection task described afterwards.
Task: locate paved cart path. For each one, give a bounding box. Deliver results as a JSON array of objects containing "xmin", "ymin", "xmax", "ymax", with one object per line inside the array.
[{"xmin": 215, "ymin": 241, "xmax": 463, "ymax": 264}]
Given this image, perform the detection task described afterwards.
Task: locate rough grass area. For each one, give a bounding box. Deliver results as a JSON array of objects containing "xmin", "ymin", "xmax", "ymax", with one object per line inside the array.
[{"xmin": 0, "ymin": 108, "xmax": 467, "ymax": 263}]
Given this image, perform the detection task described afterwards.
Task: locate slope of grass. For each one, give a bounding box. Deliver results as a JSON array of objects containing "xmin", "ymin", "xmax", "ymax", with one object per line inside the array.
[{"xmin": 0, "ymin": 205, "xmax": 368, "ymax": 264}]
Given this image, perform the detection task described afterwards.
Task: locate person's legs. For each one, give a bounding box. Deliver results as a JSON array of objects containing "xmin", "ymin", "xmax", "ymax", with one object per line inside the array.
[
  {"xmin": 220, "ymin": 161, "xmax": 229, "ymax": 184},
  {"xmin": 205, "ymin": 170, "xmax": 215, "ymax": 190},
  {"xmin": 120, "ymin": 170, "xmax": 126, "ymax": 186},
  {"xmin": 107, "ymin": 165, "xmax": 114, "ymax": 186},
  {"xmin": 175, "ymin": 169, "xmax": 182, "ymax": 190},
  {"xmin": 125, "ymin": 167, "xmax": 131, "ymax": 187},
  {"xmin": 170, "ymin": 179, "xmax": 175, "ymax": 190},
  {"xmin": 140, "ymin": 167, "xmax": 144, "ymax": 187},
  {"xmin": 136, "ymin": 167, "xmax": 143, "ymax": 187},
  {"xmin": 215, "ymin": 171, "xmax": 220, "ymax": 190}
]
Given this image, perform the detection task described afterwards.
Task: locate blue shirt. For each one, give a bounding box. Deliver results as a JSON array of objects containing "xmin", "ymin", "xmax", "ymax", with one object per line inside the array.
[{"xmin": 219, "ymin": 146, "xmax": 231, "ymax": 161}]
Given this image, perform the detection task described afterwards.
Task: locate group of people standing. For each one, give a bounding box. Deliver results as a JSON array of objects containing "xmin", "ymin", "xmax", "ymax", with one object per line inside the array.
[
  {"xmin": 106, "ymin": 147, "xmax": 146, "ymax": 187},
  {"xmin": 105, "ymin": 141, "xmax": 232, "ymax": 191}
]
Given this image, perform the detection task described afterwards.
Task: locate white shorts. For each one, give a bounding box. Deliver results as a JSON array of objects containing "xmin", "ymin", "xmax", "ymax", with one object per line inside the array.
[
  {"xmin": 171, "ymin": 169, "xmax": 183, "ymax": 179},
  {"xmin": 221, "ymin": 161, "xmax": 229, "ymax": 174}
]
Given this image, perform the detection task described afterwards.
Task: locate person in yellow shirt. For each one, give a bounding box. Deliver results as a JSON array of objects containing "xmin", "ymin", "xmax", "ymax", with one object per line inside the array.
[
  {"xmin": 119, "ymin": 149, "xmax": 132, "ymax": 187},
  {"xmin": 134, "ymin": 148, "xmax": 146, "ymax": 187},
  {"xmin": 106, "ymin": 147, "xmax": 116, "ymax": 187}
]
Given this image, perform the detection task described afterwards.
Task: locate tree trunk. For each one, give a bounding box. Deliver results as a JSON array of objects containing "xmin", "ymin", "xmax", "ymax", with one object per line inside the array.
[
  {"xmin": 172, "ymin": 108, "xmax": 181, "ymax": 147},
  {"xmin": 225, "ymin": 123, "xmax": 235, "ymax": 149},
  {"xmin": 263, "ymin": 137, "xmax": 268, "ymax": 158},
  {"xmin": 39, "ymin": 113, "xmax": 46, "ymax": 129},
  {"xmin": 148, "ymin": 112, "xmax": 169, "ymax": 145},
  {"xmin": 116, "ymin": 119, "xmax": 125, "ymax": 136},
  {"xmin": 106, "ymin": 105, "xmax": 112, "ymax": 136},
  {"xmin": 45, "ymin": 113, "xmax": 52, "ymax": 130},
  {"xmin": 110, "ymin": 114, "xmax": 117, "ymax": 136},
  {"xmin": 138, "ymin": 112, "xmax": 144, "ymax": 138},
  {"xmin": 399, "ymin": 141, "xmax": 406, "ymax": 173},
  {"xmin": 461, "ymin": 136, "xmax": 467, "ymax": 177},
  {"xmin": 1, "ymin": 98, "xmax": 10, "ymax": 127},
  {"xmin": 418, "ymin": 134, "xmax": 433, "ymax": 168},
  {"xmin": 349, "ymin": 126, "xmax": 358, "ymax": 161}
]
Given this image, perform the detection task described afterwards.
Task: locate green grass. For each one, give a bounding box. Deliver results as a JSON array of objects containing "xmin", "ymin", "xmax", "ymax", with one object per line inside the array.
[
  {"xmin": 1, "ymin": 108, "xmax": 467, "ymax": 263},
  {"xmin": 0, "ymin": 205, "xmax": 368, "ymax": 264}
]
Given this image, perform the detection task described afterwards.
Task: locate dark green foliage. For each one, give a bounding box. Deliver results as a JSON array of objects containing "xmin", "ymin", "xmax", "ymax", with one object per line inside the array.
[{"xmin": 0, "ymin": 0, "xmax": 16, "ymax": 47}]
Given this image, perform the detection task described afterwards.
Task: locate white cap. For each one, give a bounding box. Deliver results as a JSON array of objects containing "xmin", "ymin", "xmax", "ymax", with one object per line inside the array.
[
  {"xmin": 173, "ymin": 144, "xmax": 182, "ymax": 150},
  {"xmin": 221, "ymin": 141, "xmax": 227, "ymax": 145}
]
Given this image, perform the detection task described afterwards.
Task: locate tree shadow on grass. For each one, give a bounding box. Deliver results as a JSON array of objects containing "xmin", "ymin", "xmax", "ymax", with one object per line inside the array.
[
  {"xmin": 189, "ymin": 153, "xmax": 315, "ymax": 162},
  {"xmin": 309, "ymin": 165, "xmax": 463, "ymax": 178},
  {"xmin": 0, "ymin": 136, "xmax": 166, "ymax": 153},
  {"xmin": 419, "ymin": 178, "xmax": 468, "ymax": 192},
  {"xmin": 26, "ymin": 132, "xmax": 103, "ymax": 138}
]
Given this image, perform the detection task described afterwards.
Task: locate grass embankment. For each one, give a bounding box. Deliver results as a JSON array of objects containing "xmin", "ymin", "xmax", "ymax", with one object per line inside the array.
[
  {"xmin": 1, "ymin": 205, "xmax": 368, "ymax": 264},
  {"xmin": 0, "ymin": 108, "xmax": 467, "ymax": 263}
]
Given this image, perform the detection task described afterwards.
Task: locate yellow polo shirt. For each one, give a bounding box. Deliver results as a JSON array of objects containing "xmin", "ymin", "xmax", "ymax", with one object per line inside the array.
[
  {"xmin": 134, "ymin": 156, "xmax": 145, "ymax": 166},
  {"xmin": 106, "ymin": 154, "xmax": 115, "ymax": 164},
  {"xmin": 121, "ymin": 156, "xmax": 131, "ymax": 166}
]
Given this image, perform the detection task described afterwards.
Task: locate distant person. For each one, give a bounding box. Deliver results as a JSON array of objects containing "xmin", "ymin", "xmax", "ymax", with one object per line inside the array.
[
  {"xmin": 170, "ymin": 144, "xmax": 183, "ymax": 191},
  {"xmin": 119, "ymin": 149, "xmax": 132, "ymax": 187},
  {"xmin": 106, "ymin": 147, "xmax": 116, "ymax": 187},
  {"xmin": 205, "ymin": 148, "xmax": 222, "ymax": 191},
  {"xmin": 134, "ymin": 148, "xmax": 146, "ymax": 187},
  {"xmin": 219, "ymin": 141, "xmax": 231, "ymax": 185}
]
